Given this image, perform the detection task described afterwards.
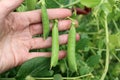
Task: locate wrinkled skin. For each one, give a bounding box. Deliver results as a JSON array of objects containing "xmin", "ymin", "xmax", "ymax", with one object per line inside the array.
[{"xmin": 0, "ymin": 0, "xmax": 80, "ymax": 73}]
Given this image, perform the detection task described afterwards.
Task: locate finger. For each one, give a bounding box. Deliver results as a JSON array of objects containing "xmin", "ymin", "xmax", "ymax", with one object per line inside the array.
[
  {"xmin": 26, "ymin": 51, "xmax": 66, "ymax": 61},
  {"xmin": 18, "ymin": 9, "xmax": 72, "ymax": 24},
  {"xmin": 29, "ymin": 34, "xmax": 80, "ymax": 49},
  {"xmin": 0, "ymin": 0, "xmax": 23, "ymax": 17},
  {"xmin": 29, "ymin": 20, "xmax": 78, "ymax": 36}
]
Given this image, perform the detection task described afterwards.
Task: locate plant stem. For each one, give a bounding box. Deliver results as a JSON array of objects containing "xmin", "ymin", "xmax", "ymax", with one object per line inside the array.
[
  {"xmin": 90, "ymin": 48, "xmax": 96, "ymax": 55},
  {"xmin": 78, "ymin": 32, "xmax": 99, "ymax": 35},
  {"xmin": 112, "ymin": 52, "xmax": 120, "ymax": 62},
  {"xmin": 62, "ymin": 0, "xmax": 80, "ymax": 8},
  {"xmin": 113, "ymin": 20, "xmax": 120, "ymax": 32},
  {"xmin": 90, "ymin": 47, "xmax": 120, "ymax": 52},
  {"xmin": 69, "ymin": 0, "xmax": 73, "ymax": 8},
  {"xmin": 35, "ymin": 73, "xmax": 93, "ymax": 80},
  {"xmin": 100, "ymin": 15, "xmax": 110, "ymax": 80},
  {"xmin": 64, "ymin": 58, "xmax": 69, "ymax": 77},
  {"xmin": 95, "ymin": 15, "xmax": 100, "ymax": 31},
  {"xmin": 53, "ymin": 0, "xmax": 63, "ymax": 7},
  {"xmin": 63, "ymin": 73, "xmax": 93, "ymax": 79}
]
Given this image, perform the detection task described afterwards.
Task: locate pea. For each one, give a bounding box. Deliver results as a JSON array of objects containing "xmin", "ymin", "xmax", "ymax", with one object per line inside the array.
[
  {"xmin": 26, "ymin": 0, "xmax": 37, "ymax": 10},
  {"xmin": 67, "ymin": 22, "xmax": 77, "ymax": 72},
  {"xmin": 51, "ymin": 20, "xmax": 59, "ymax": 68},
  {"xmin": 40, "ymin": 0, "xmax": 50, "ymax": 39}
]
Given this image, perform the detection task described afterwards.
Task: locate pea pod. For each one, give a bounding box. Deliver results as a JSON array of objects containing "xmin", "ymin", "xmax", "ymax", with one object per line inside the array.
[
  {"xmin": 59, "ymin": 60, "xmax": 66, "ymax": 73},
  {"xmin": 67, "ymin": 22, "xmax": 77, "ymax": 72},
  {"xmin": 51, "ymin": 20, "xmax": 59, "ymax": 68},
  {"xmin": 26, "ymin": 0, "xmax": 37, "ymax": 10},
  {"xmin": 40, "ymin": 0, "xmax": 50, "ymax": 39}
]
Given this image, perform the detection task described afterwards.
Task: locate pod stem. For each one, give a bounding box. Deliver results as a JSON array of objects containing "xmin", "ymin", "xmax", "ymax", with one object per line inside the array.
[
  {"xmin": 67, "ymin": 17, "xmax": 76, "ymax": 28},
  {"xmin": 39, "ymin": 0, "xmax": 45, "ymax": 5}
]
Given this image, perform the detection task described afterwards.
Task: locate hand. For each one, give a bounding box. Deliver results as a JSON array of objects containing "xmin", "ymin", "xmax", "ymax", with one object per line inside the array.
[{"xmin": 0, "ymin": 0, "xmax": 80, "ymax": 73}]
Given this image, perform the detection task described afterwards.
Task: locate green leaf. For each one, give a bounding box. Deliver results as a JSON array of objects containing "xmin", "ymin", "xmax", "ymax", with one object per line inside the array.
[
  {"xmin": 76, "ymin": 38, "xmax": 90, "ymax": 51},
  {"xmin": 16, "ymin": 4, "xmax": 27, "ymax": 12},
  {"xmin": 108, "ymin": 0, "xmax": 115, "ymax": 5},
  {"xmin": 112, "ymin": 63, "xmax": 120, "ymax": 77},
  {"xmin": 0, "ymin": 78, "xmax": 16, "ymax": 80},
  {"xmin": 80, "ymin": 0, "xmax": 101, "ymax": 8},
  {"xmin": 16, "ymin": 57, "xmax": 50, "ymax": 80},
  {"xmin": 30, "ymin": 69, "xmax": 53, "ymax": 77},
  {"xmin": 80, "ymin": 65, "xmax": 92, "ymax": 75},
  {"xmin": 53, "ymin": 74, "xmax": 63, "ymax": 80},
  {"xmin": 58, "ymin": 0, "xmax": 69, "ymax": 5},
  {"xmin": 109, "ymin": 34, "xmax": 118, "ymax": 50},
  {"xmin": 117, "ymin": 32, "xmax": 120, "ymax": 47},
  {"xmin": 45, "ymin": 0, "xmax": 59, "ymax": 8},
  {"xmin": 101, "ymin": 2, "xmax": 112, "ymax": 15},
  {"xmin": 45, "ymin": 0, "xmax": 71, "ymax": 8},
  {"xmin": 26, "ymin": 0, "xmax": 37, "ymax": 10},
  {"xmin": 87, "ymin": 55, "xmax": 101, "ymax": 67},
  {"xmin": 109, "ymin": 32, "xmax": 120, "ymax": 50}
]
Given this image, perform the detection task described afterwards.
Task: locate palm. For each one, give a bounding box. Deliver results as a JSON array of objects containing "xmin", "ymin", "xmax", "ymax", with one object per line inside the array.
[{"xmin": 0, "ymin": 12, "xmax": 37, "ymax": 71}]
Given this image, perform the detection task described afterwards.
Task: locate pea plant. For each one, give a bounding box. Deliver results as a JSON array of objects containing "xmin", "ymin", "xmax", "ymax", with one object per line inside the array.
[{"xmin": 0, "ymin": 0, "xmax": 120, "ymax": 80}]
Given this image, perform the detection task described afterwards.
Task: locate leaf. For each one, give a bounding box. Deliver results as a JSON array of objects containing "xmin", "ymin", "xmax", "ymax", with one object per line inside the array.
[
  {"xmin": 108, "ymin": 0, "xmax": 115, "ymax": 5},
  {"xmin": 101, "ymin": 2, "xmax": 112, "ymax": 15},
  {"xmin": 76, "ymin": 54, "xmax": 87, "ymax": 67},
  {"xmin": 80, "ymin": 65, "xmax": 92, "ymax": 75},
  {"xmin": 30, "ymin": 69, "xmax": 53, "ymax": 77},
  {"xmin": 46, "ymin": 0, "xmax": 59, "ymax": 8},
  {"xmin": 16, "ymin": 57, "xmax": 50, "ymax": 80},
  {"xmin": 54, "ymin": 74, "xmax": 63, "ymax": 80},
  {"xmin": 109, "ymin": 34, "xmax": 118, "ymax": 50},
  {"xmin": 117, "ymin": 32, "xmax": 120, "ymax": 47},
  {"xmin": 80, "ymin": 0, "xmax": 101, "ymax": 8},
  {"xmin": 76, "ymin": 38, "xmax": 90, "ymax": 51},
  {"xmin": 0, "ymin": 78, "xmax": 16, "ymax": 80},
  {"xmin": 16, "ymin": 4, "xmax": 27, "ymax": 12},
  {"xmin": 109, "ymin": 32, "xmax": 120, "ymax": 50},
  {"xmin": 58, "ymin": 0, "xmax": 69, "ymax": 5},
  {"xmin": 97, "ymin": 39, "xmax": 104, "ymax": 49},
  {"xmin": 87, "ymin": 55, "xmax": 101, "ymax": 67},
  {"xmin": 112, "ymin": 63, "xmax": 120, "ymax": 77}
]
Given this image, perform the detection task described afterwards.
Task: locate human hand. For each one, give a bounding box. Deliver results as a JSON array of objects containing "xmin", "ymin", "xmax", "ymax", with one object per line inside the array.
[{"xmin": 0, "ymin": 0, "xmax": 80, "ymax": 73}]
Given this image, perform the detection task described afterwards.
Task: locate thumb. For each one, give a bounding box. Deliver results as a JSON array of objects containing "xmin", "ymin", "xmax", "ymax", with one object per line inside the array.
[{"xmin": 0, "ymin": 0, "xmax": 24, "ymax": 17}]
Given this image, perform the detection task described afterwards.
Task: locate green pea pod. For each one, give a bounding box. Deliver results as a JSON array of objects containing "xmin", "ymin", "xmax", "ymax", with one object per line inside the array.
[
  {"xmin": 26, "ymin": 0, "xmax": 37, "ymax": 10},
  {"xmin": 67, "ymin": 22, "xmax": 77, "ymax": 72},
  {"xmin": 59, "ymin": 60, "xmax": 66, "ymax": 73},
  {"xmin": 41, "ymin": 0, "xmax": 50, "ymax": 39},
  {"xmin": 51, "ymin": 20, "xmax": 59, "ymax": 68}
]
